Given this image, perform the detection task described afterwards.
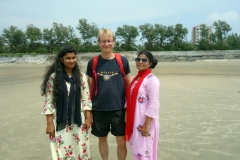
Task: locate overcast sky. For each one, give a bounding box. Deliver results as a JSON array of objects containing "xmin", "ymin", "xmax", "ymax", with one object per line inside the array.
[{"xmin": 1, "ymin": 0, "xmax": 239, "ymax": 42}]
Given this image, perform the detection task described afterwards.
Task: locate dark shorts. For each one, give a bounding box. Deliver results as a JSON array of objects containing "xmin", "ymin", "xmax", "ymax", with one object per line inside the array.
[{"xmin": 91, "ymin": 109, "xmax": 126, "ymax": 137}]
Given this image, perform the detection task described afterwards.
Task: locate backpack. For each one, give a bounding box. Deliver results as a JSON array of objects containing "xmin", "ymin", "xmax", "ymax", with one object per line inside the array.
[{"xmin": 90, "ymin": 53, "xmax": 126, "ymax": 99}]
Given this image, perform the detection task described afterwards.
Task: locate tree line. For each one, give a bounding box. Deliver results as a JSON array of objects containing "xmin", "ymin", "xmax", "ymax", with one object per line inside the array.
[{"xmin": 0, "ymin": 19, "xmax": 239, "ymax": 54}]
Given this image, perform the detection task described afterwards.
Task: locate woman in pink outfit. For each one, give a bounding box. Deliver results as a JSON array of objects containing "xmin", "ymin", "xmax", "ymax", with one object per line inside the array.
[{"xmin": 125, "ymin": 50, "xmax": 160, "ymax": 160}]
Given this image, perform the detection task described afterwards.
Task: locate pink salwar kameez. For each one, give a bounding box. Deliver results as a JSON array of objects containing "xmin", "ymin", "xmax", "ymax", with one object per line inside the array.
[{"xmin": 127, "ymin": 73, "xmax": 160, "ymax": 160}]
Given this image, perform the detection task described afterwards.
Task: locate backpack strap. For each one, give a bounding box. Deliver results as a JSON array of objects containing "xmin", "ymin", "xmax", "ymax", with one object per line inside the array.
[
  {"xmin": 91, "ymin": 53, "xmax": 127, "ymax": 99},
  {"xmin": 115, "ymin": 53, "xmax": 127, "ymax": 95},
  {"xmin": 90, "ymin": 55, "xmax": 99, "ymax": 100}
]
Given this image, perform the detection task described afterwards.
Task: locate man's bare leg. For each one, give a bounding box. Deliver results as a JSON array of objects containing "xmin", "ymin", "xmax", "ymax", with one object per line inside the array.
[
  {"xmin": 116, "ymin": 136, "xmax": 127, "ymax": 160},
  {"xmin": 99, "ymin": 136, "xmax": 109, "ymax": 160}
]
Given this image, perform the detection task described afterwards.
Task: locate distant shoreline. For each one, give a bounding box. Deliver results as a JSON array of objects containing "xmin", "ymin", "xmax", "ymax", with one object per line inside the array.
[{"xmin": 0, "ymin": 50, "xmax": 240, "ymax": 64}]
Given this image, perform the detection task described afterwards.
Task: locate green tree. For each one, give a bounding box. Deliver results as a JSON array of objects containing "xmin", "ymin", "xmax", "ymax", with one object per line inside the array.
[
  {"xmin": 196, "ymin": 24, "xmax": 212, "ymax": 50},
  {"xmin": 26, "ymin": 24, "xmax": 42, "ymax": 52},
  {"xmin": 173, "ymin": 24, "xmax": 188, "ymax": 46},
  {"xmin": 154, "ymin": 24, "xmax": 168, "ymax": 50},
  {"xmin": 180, "ymin": 41, "xmax": 195, "ymax": 51},
  {"xmin": 0, "ymin": 36, "xmax": 5, "ymax": 53},
  {"xmin": 113, "ymin": 41, "xmax": 123, "ymax": 51},
  {"xmin": 2, "ymin": 25, "xmax": 27, "ymax": 53},
  {"xmin": 164, "ymin": 26, "xmax": 175, "ymax": 50},
  {"xmin": 213, "ymin": 20, "xmax": 232, "ymax": 47},
  {"xmin": 200, "ymin": 24, "xmax": 210, "ymax": 40},
  {"xmin": 139, "ymin": 23, "xmax": 156, "ymax": 50},
  {"xmin": 227, "ymin": 33, "xmax": 240, "ymax": 49},
  {"xmin": 52, "ymin": 22, "xmax": 70, "ymax": 47},
  {"xmin": 165, "ymin": 24, "xmax": 188, "ymax": 50},
  {"xmin": 49, "ymin": 23, "xmax": 81, "ymax": 52},
  {"xmin": 115, "ymin": 25, "xmax": 139, "ymax": 51},
  {"xmin": 42, "ymin": 28, "xmax": 55, "ymax": 53},
  {"xmin": 197, "ymin": 39, "xmax": 211, "ymax": 50},
  {"xmin": 76, "ymin": 19, "xmax": 99, "ymax": 51},
  {"xmin": 67, "ymin": 26, "xmax": 81, "ymax": 51}
]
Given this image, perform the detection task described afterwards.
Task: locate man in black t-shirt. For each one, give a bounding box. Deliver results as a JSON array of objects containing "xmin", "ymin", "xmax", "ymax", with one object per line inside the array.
[{"xmin": 86, "ymin": 28, "xmax": 131, "ymax": 160}]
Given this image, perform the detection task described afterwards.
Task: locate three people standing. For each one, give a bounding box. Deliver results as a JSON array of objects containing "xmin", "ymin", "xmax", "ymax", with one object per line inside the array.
[{"xmin": 42, "ymin": 28, "xmax": 160, "ymax": 160}]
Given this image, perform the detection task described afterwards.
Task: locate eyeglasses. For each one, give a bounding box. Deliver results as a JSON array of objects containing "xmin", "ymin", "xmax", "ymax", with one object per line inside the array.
[
  {"xmin": 99, "ymin": 40, "xmax": 114, "ymax": 44},
  {"xmin": 135, "ymin": 58, "xmax": 148, "ymax": 63}
]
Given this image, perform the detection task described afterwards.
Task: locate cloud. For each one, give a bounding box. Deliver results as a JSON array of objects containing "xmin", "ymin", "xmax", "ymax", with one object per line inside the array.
[
  {"xmin": 205, "ymin": 11, "xmax": 240, "ymax": 34},
  {"xmin": 207, "ymin": 11, "xmax": 240, "ymax": 22}
]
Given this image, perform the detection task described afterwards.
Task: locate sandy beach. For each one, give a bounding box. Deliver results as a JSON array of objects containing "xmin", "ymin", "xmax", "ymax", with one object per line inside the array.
[{"xmin": 0, "ymin": 61, "xmax": 240, "ymax": 160}]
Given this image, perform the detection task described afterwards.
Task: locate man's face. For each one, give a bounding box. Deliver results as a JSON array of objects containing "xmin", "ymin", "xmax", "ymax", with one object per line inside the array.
[{"xmin": 98, "ymin": 33, "xmax": 115, "ymax": 53}]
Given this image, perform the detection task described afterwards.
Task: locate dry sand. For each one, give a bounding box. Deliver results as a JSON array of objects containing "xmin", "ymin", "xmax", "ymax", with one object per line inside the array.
[{"xmin": 0, "ymin": 60, "xmax": 240, "ymax": 160}]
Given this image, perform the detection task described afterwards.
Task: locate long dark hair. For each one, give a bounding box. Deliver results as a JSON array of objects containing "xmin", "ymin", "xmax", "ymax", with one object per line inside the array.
[
  {"xmin": 137, "ymin": 50, "xmax": 158, "ymax": 69},
  {"xmin": 41, "ymin": 45, "xmax": 81, "ymax": 101}
]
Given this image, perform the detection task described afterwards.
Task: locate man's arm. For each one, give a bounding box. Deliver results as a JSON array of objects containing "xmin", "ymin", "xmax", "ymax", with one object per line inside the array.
[
  {"xmin": 87, "ymin": 76, "xmax": 93, "ymax": 124},
  {"xmin": 87, "ymin": 75, "xmax": 93, "ymax": 100},
  {"xmin": 87, "ymin": 76, "xmax": 93, "ymax": 90},
  {"xmin": 125, "ymin": 73, "xmax": 131, "ymax": 87}
]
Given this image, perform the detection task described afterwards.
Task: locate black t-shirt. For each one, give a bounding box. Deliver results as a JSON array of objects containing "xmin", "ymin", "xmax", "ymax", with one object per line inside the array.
[{"xmin": 86, "ymin": 55, "xmax": 130, "ymax": 111}]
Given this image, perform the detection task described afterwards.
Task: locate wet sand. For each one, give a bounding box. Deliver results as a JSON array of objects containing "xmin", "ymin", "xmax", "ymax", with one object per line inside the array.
[{"xmin": 0, "ymin": 61, "xmax": 240, "ymax": 160}]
